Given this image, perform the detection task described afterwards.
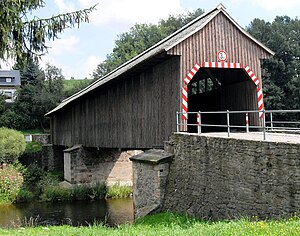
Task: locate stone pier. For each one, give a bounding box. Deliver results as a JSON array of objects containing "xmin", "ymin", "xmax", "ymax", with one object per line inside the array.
[
  {"xmin": 130, "ymin": 149, "xmax": 173, "ymax": 219},
  {"xmin": 63, "ymin": 145, "xmax": 142, "ymax": 186}
]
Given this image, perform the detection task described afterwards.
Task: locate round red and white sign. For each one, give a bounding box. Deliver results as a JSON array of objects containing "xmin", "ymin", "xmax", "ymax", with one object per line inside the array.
[{"xmin": 217, "ymin": 50, "xmax": 228, "ymax": 62}]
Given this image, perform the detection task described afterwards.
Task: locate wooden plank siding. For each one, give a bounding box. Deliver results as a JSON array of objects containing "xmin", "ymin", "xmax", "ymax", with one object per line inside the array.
[
  {"xmin": 51, "ymin": 56, "xmax": 181, "ymax": 148},
  {"xmin": 167, "ymin": 12, "xmax": 270, "ymax": 85}
]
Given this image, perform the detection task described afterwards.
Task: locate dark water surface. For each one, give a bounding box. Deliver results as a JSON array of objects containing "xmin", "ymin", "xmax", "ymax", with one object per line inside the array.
[{"xmin": 0, "ymin": 198, "xmax": 133, "ymax": 228}]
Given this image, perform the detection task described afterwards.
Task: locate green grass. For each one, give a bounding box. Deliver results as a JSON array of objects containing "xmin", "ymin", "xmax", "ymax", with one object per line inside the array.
[
  {"xmin": 106, "ymin": 185, "xmax": 132, "ymax": 199},
  {"xmin": 18, "ymin": 129, "xmax": 45, "ymax": 135},
  {"xmin": 0, "ymin": 213, "xmax": 300, "ymax": 235},
  {"xmin": 63, "ymin": 79, "xmax": 91, "ymax": 96}
]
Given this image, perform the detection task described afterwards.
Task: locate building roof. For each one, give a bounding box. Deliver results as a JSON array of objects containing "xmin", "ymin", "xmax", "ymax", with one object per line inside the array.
[
  {"xmin": 46, "ymin": 4, "xmax": 274, "ymax": 116},
  {"xmin": 0, "ymin": 70, "xmax": 21, "ymax": 86}
]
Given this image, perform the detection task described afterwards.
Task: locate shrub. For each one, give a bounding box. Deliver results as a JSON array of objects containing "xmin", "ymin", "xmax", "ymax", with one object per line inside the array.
[
  {"xmin": 92, "ymin": 182, "xmax": 106, "ymax": 199},
  {"xmin": 22, "ymin": 164, "xmax": 45, "ymax": 193},
  {"xmin": 72, "ymin": 185, "xmax": 91, "ymax": 200},
  {"xmin": 15, "ymin": 189, "xmax": 34, "ymax": 202},
  {"xmin": 72, "ymin": 183, "xmax": 106, "ymax": 200},
  {"xmin": 0, "ymin": 164, "xmax": 24, "ymax": 203},
  {"xmin": 0, "ymin": 127, "xmax": 26, "ymax": 163},
  {"xmin": 24, "ymin": 141, "xmax": 42, "ymax": 153},
  {"xmin": 40, "ymin": 186, "xmax": 72, "ymax": 202}
]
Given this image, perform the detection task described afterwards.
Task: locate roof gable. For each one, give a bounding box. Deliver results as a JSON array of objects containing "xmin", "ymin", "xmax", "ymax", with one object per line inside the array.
[{"xmin": 46, "ymin": 4, "xmax": 274, "ymax": 116}]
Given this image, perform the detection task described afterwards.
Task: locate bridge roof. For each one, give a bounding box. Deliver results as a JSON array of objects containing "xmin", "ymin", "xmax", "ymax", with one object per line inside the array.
[{"xmin": 46, "ymin": 4, "xmax": 274, "ymax": 116}]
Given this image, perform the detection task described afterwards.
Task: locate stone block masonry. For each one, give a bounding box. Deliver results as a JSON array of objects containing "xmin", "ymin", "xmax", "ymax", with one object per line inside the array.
[
  {"xmin": 130, "ymin": 149, "xmax": 173, "ymax": 219},
  {"xmin": 162, "ymin": 133, "xmax": 300, "ymax": 220},
  {"xmin": 64, "ymin": 145, "xmax": 142, "ymax": 186}
]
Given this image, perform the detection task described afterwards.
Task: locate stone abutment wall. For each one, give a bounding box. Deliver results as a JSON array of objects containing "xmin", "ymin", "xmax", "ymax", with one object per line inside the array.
[
  {"xmin": 162, "ymin": 133, "xmax": 300, "ymax": 220},
  {"xmin": 131, "ymin": 133, "xmax": 300, "ymax": 220},
  {"xmin": 64, "ymin": 146, "xmax": 142, "ymax": 186}
]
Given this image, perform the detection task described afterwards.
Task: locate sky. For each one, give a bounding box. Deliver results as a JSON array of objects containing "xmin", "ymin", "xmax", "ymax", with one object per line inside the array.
[{"xmin": 3, "ymin": 0, "xmax": 300, "ymax": 79}]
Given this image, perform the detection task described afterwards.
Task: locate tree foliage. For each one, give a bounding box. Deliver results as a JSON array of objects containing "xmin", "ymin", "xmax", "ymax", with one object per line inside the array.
[
  {"xmin": 0, "ymin": 0, "xmax": 95, "ymax": 67},
  {"xmin": 63, "ymin": 79, "xmax": 92, "ymax": 98},
  {"xmin": 0, "ymin": 62, "xmax": 65, "ymax": 130},
  {"xmin": 93, "ymin": 8, "xmax": 204, "ymax": 79},
  {"xmin": 19, "ymin": 57, "xmax": 45, "ymax": 85},
  {"xmin": 0, "ymin": 127, "xmax": 26, "ymax": 163},
  {"xmin": 247, "ymin": 16, "xmax": 300, "ymax": 110}
]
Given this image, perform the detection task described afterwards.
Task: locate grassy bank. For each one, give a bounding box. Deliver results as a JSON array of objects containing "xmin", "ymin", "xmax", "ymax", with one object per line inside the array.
[
  {"xmin": 0, "ymin": 163, "xmax": 132, "ymax": 204},
  {"xmin": 0, "ymin": 213, "xmax": 299, "ymax": 235}
]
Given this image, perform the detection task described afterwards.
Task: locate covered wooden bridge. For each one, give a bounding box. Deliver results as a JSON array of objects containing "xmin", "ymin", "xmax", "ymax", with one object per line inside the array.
[{"xmin": 46, "ymin": 4, "xmax": 274, "ymax": 150}]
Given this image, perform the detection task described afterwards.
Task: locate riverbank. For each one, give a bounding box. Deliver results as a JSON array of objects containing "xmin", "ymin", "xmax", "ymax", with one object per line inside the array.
[
  {"xmin": 0, "ymin": 162, "xmax": 132, "ymax": 204},
  {"xmin": 0, "ymin": 213, "xmax": 300, "ymax": 236}
]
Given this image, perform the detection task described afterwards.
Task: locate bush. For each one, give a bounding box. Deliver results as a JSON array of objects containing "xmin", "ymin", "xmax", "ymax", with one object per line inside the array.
[
  {"xmin": 72, "ymin": 185, "xmax": 91, "ymax": 200},
  {"xmin": 22, "ymin": 164, "xmax": 45, "ymax": 193},
  {"xmin": 25, "ymin": 141, "xmax": 42, "ymax": 153},
  {"xmin": 72, "ymin": 183, "xmax": 106, "ymax": 200},
  {"xmin": 16, "ymin": 189, "xmax": 34, "ymax": 202},
  {"xmin": 40, "ymin": 186, "xmax": 72, "ymax": 202},
  {"xmin": 0, "ymin": 127, "xmax": 26, "ymax": 163},
  {"xmin": 0, "ymin": 164, "xmax": 24, "ymax": 203}
]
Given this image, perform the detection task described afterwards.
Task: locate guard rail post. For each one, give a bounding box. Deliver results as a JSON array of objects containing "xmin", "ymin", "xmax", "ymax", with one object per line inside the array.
[
  {"xmin": 176, "ymin": 111, "xmax": 179, "ymax": 132},
  {"xmin": 227, "ymin": 110, "xmax": 230, "ymax": 137},
  {"xmin": 246, "ymin": 112, "xmax": 249, "ymax": 133},
  {"xmin": 262, "ymin": 109, "xmax": 266, "ymax": 140},
  {"xmin": 197, "ymin": 111, "xmax": 201, "ymax": 135},
  {"xmin": 270, "ymin": 112, "xmax": 273, "ymax": 131}
]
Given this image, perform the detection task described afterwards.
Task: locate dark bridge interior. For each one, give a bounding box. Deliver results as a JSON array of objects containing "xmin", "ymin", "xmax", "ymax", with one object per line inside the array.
[{"xmin": 187, "ymin": 67, "xmax": 257, "ymax": 132}]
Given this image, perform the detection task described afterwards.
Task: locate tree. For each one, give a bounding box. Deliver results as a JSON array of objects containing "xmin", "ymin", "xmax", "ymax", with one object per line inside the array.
[
  {"xmin": 93, "ymin": 8, "xmax": 204, "ymax": 79},
  {"xmin": 0, "ymin": 1, "xmax": 96, "ymax": 67},
  {"xmin": 0, "ymin": 127, "xmax": 26, "ymax": 163},
  {"xmin": 19, "ymin": 57, "xmax": 45, "ymax": 85},
  {"xmin": 63, "ymin": 78, "xmax": 92, "ymax": 98},
  {"xmin": 12, "ymin": 63, "xmax": 65, "ymax": 130},
  {"xmin": 247, "ymin": 16, "xmax": 300, "ymax": 110}
]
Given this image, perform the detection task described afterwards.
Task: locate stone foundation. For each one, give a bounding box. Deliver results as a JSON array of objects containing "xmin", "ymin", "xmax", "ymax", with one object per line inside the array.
[
  {"xmin": 19, "ymin": 144, "xmax": 64, "ymax": 171},
  {"xmin": 63, "ymin": 145, "xmax": 142, "ymax": 186},
  {"xmin": 130, "ymin": 133, "xmax": 300, "ymax": 220},
  {"xmin": 162, "ymin": 133, "xmax": 300, "ymax": 220},
  {"xmin": 130, "ymin": 149, "xmax": 173, "ymax": 219}
]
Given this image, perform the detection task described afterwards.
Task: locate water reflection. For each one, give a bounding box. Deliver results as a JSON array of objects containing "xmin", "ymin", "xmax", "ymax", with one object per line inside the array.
[{"xmin": 0, "ymin": 198, "xmax": 133, "ymax": 228}]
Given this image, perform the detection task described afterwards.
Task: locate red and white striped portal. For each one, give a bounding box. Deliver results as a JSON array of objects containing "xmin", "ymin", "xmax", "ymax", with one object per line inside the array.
[{"xmin": 182, "ymin": 62, "xmax": 264, "ymax": 120}]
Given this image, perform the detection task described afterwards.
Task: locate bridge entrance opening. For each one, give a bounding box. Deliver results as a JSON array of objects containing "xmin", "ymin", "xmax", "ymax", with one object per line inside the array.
[{"xmin": 187, "ymin": 67, "xmax": 258, "ymax": 132}]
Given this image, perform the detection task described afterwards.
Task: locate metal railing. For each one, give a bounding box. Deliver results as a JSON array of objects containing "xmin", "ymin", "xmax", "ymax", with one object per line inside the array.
[{"xmin": 176, "ymin": 109, "xmax": 300, "ymax": 140}]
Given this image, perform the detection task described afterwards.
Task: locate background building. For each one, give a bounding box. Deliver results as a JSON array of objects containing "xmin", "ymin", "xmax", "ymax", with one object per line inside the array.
[{"xmin": 0, "ymin": 70, "xmax": 21, "ymax": 103}]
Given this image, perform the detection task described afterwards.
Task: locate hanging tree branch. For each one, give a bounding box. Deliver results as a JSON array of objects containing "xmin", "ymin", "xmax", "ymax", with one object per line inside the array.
[{"xmin": 0, "ymin": 1, "xmax": 97, "ymax": 68}]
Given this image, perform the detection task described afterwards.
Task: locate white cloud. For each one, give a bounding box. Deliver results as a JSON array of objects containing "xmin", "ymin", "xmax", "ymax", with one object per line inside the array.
[
  {"xmin": 47, "ymin": 36, "xmax": 80, "ymax": 55},
  {"xmin": 84, "ymin": 56, "xmax": 103, "ymax": 78},
  {"xmin": 77, "ymin": 0, "xmax": 184, "ymax": 26},
  {"xmin": 40, "ymin": 55, "xmax": 103, "ymax": 79},
  {"xmin": 54, "ymin": 0, "xmax": 76, "ymax": 12},
  {"xmin": 40, "ymin": 55, "xmax": 75, "ymax": 79},
  {"xmin": 0, "ymin": 58, "xmax": 14, "ymax": 70},
  {"xmin": 230, "ymin": 0, "xmax": 298, "ymax": 11}
]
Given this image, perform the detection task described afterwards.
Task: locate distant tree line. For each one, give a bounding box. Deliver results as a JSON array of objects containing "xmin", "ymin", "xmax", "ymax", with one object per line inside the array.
[{"xmin": 247, "ymin": 16, "xmax": 300, "ymax": 110}]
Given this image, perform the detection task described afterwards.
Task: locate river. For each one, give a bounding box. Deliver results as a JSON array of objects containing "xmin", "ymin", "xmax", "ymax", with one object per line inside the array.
[{"xmin": 0, "ymin": 198, "xmax": 133, "ymax": 228}]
